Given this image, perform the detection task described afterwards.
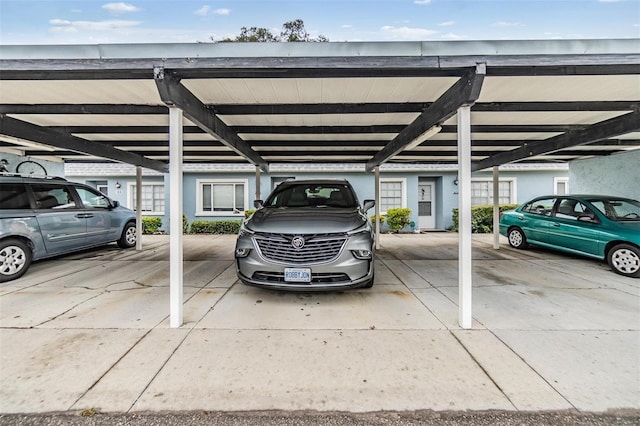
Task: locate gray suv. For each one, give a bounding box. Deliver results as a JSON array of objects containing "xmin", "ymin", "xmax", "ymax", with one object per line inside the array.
[
  {"xmin": 235, "ymin": 179, "xmax": 375, "ymax": 291},
  {"xmin": 0, "ymin": 175, "xmax": 137, "ymax": 282}
]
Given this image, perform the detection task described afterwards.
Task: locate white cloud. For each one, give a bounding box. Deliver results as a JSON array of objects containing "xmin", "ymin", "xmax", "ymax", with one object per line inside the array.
[
  {"xmin": 438, "ymin": 20, "xmax": 455, "ymax": 27},
  {"xmin": 195, "ymin": 5, "xmax": 210, "ymax": 16},
  {"xmin": 492, "ymin": 21, "xmax": 523, "ymax": 27},
  {"xmin": 414, "ymin": 0, "xmax": 431, "ymax": 4},
  {"xmin": 49, "ymin": 19, "xmax": 141, "ymax": 32},
  {"xmin": 440, "ymin": 32, "xmax": 466, "ymax": 40},
  {"xmin": 102, "ymin": 3, "xmax": 140, "ymax": 14},
  {"xmin": 381, "ymin": 25, "xmax": 438, "ymax": 40},
  {"xmin": 195, "ymin": 6, "xmax": 230, "ymax": 16},
  {"xmin": 342, "ymin": 24, "xmax": 353, "ymax": 29}
]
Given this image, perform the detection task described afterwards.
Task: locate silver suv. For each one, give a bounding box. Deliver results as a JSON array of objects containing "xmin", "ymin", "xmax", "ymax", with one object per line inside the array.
[
  {"xmin": 0, "ymin": 175, "xmax": 137, "ymax": 282},
  {"xmin": 235, "ymin": 179, "xmax": 375, "ymax": 291}
]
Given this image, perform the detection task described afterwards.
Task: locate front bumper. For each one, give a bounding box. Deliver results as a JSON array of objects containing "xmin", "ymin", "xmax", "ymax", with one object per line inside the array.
[{"xmin": 235, "ymin": 232, "xmax": 374, "ymax": 291}]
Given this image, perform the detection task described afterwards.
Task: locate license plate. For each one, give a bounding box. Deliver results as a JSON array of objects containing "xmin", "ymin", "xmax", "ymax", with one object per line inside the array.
[{"xmin": 284, "ymin": 268, "xmax": 311, "ymax": 283}]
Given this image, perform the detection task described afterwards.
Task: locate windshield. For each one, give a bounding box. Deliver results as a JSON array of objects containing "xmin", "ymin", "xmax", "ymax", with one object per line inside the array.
[
  {"xmin": 264, "ymin": 183, "xmax": 358, "ymax": 208},
  {"xmin": 588, "ymin": 198, "xmax": 640, "ymax": 221}
]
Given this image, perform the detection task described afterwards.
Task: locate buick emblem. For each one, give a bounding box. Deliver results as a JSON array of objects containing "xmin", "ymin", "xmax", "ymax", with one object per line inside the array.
[{"xmin": 291, "ymin": 236, "xmax": 305, "ymax": 249}]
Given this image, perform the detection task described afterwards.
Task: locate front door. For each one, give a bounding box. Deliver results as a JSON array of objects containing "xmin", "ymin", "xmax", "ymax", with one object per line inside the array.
[{"xmin": 418, "ymin": 182, "xmax": 435, "ymax": 229}]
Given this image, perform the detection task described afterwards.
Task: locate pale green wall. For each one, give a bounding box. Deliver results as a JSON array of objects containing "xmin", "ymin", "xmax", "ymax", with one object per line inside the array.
[{"xmin": 569, "ymin": 150, "xmax": 640, "ymax": 200}]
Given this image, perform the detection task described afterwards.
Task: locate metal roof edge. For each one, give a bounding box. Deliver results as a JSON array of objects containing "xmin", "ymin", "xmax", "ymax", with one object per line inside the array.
[
  {"xmin": 2, "ymin": 39, "xmax": 638, "ymax": 60},
  {"xmin": 64, "ymin": 162, "xmax": 569, "ymax": 176}
]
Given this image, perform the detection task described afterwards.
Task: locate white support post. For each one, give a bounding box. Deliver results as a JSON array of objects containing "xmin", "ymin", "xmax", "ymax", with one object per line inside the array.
[
  {"xmin": 457, "ymin": 106, "xmax": 473, "ymax": 329},
  {"xmin": 135, "ymin": 166, "xmax": 142, "ymax": 251},
  {"xmin": 492, "ymin": 166, "xmax": 500, "ymax": 250},
  {"xmin": 169, "ymin": 107, "xmax": 184, "ymax": 328},
  {"xmin": 374, "ymin": 166, "xmax": 381, "ymax": 250}
]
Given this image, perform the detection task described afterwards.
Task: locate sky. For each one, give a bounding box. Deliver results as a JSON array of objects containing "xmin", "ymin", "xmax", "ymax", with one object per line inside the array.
[{"xmin": 0, "ymin": 0, "xmax": 639, "ymax": 45}]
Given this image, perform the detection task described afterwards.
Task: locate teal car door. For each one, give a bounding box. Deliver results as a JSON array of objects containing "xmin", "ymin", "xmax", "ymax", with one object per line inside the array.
[
  {"xmin": 547, "ymin": 198, "xmax": 600, "ymax": 256},
  {"xmin": 519, "ymin": 197, "xmax": 557, "ymax": 243}
]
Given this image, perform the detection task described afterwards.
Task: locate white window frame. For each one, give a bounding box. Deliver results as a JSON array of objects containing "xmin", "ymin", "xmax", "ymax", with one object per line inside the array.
[
  {"xmin": 127, "ymin": 182, "xmax": 165, "ymax": 215},
  {"xmin": 554, "ymin": 177, "xmax": 569, "ymax": 195},
  {"xmin": 379, "ymin": 178, "xmax": 407, "ymax": 214},
  {"xmin": 196, "ymin": 178, "xmax": 249, "ymax": 217},
  {"xmin": 470, "ymin": 178, "xmax": 516, "ymax": 205}
]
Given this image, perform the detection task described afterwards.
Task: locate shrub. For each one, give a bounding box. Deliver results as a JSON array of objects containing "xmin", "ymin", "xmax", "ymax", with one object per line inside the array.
[
  {"xmin": 385, "ymin": 208, "xmax": 412, "ymax": 232},
  {"xmin": 244, "ymin": 209, "xmax": 256, "ymax": 219},
  {"xmin": 141, "ymin": 216, "xmax": 162, "ymax": 234},
  {"xmin": 190, "ymin": 220, "xmax": 242, "ymax": 234},
  {"xmin": 451, "ymin": 204, "xmax": 519, "ymax": 233},
  {"xmin": 370, "ymin": 214, "xmax": 385, "ymax": 225},
  {"xmin": 182, "ymin": 214, "xmax": 189, "ymax": 234}
]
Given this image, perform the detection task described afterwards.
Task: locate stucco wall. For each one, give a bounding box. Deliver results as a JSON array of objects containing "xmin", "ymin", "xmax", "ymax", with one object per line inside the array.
[{"xmin": 569, "ymin": 150, "xmax": 640, "ymax": 200}]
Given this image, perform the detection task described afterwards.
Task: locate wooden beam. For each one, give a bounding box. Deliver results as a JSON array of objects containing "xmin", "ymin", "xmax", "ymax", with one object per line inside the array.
[
  {"xmin": 0, "ymin": 115, "xmax": 168, "ymax": 173},
  {"xmin": 154, "ymin": 67, "xmax": 268, "ymax": 172},
  {"xmin": 471, "ymin": 111, "xmax": 640, "ymax": 171},
  {"xmin": 365, "ymin": 63, "xmax": 486, "ymax": 172}
]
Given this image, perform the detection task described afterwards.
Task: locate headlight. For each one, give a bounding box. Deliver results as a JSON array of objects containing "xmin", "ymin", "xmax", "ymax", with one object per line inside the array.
[
  {"xmin": 351, "ymin": 249, "xmax": 372, "ymax": 260},
  {"xmin": 235, "ymin": 248, "xmax": 251, "ymax": 258}
]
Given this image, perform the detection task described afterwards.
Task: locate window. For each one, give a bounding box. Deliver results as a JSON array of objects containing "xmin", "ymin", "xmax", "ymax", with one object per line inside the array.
[
  {"xmin": 379, "ymin": 179, "xmax": 406, "ymax": 213},
  {"xmin": 128, "ymin": 183, "xmax": 165, "ymax": 215},
  {"xmin": 0, "ymin": 183, "xmax": 30, "ymax": 209},
  {"xmin": 471, "ymin": 179, "xmax": 515, "ymax": 206},
  {"xmin": 75, "ymin": 187, "xmax": 110, "ymax": 209},
  {"xmin": 554, "ymin": 177, "xmax": 569, "ymax": 195},
  {"xmin": 197, "ymin": 179, "xmax": 248, "ymax": 216},
  {"xmin": 31, "ymin": 184, "xmax": 77, "ymax": 210},
  {"xmin": 522, "ymin": 197, "xmax": 556, "ymax": 216}
]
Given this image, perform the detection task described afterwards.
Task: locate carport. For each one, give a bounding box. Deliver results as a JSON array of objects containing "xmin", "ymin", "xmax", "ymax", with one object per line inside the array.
[{"xmin": 0, "ymin": 39, "xmax": 639, "ymax": 328}]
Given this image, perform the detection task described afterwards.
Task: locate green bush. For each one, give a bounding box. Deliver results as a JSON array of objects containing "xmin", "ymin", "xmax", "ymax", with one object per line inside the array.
[
  {"xmin": 141, "ymin": 216, "xmax": 162, "ymax": 234},
  {"xmin": 385, "ymin": 208, "xmax": 412, "ymax": 232},
  {"xmin": 182, "ymin": 214, "xmax": 189, "ymax": 234},
  {"xmin": 370, "ymin": 214, "xmax": 385, "ymax": 225},
  {"xmin": 244, "ymin": 209, "xmax": 256, "ymax": 219},
  {"xmin": 451, "ymin": 204, "xmax": 519, "ymax": 233},
  {"xmin": 190, "ymin": 220, "xmax": 242, "ymax": 234}
]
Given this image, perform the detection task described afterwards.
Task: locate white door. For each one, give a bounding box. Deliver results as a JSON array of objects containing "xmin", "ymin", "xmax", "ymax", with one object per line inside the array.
[{"xmin": 418, "ymin": 182, "xmax": 435, "ymax": 229}]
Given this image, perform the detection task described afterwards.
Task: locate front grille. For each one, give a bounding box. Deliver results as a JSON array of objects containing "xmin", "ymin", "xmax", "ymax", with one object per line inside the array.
[
  {"xmin": 254, "ymin": 233, "xmax": 347, "ymax": 265},
  {"xmin": 253, "ymin": 271, "xmax": 350, "ymax": 284}
]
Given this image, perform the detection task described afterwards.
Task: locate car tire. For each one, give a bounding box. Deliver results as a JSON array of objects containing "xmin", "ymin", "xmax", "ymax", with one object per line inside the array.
[
  {"xmin": 507, "ymin": 227, "xmax": 528, "ymax": 249},
  {"xmin": 117, "ymin": 222, "xmax": 137, "ymax": 249},
  {"xmin": 0, "ymin": 239, "xmax": 32, "ymax": 283},
  {"xmin": 607, "ymin": 244, "xmax": 640, "ymax": 278}
]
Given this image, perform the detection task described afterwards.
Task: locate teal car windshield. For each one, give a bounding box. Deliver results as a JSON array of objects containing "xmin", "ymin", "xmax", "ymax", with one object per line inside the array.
[{"xmin": 588, "ymin": 199, "xmax": 640, "ymax": 221}]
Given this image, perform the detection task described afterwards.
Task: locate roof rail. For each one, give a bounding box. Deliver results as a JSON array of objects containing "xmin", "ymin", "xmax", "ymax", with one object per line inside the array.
[{"xmin": 0, "ymin": 172, "xmax": 67, "ymax": 180}]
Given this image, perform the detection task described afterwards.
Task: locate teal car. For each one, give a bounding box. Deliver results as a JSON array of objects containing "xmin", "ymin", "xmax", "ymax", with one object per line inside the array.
[{"xmin": 499, "ymin": 195, "xmax": 640, "ymax": 278}]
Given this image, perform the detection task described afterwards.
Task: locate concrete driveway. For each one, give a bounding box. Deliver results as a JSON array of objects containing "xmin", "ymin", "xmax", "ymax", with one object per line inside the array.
[{"xmin": 0, "ymin": 233, "xmax": 638, "ymax": 414}]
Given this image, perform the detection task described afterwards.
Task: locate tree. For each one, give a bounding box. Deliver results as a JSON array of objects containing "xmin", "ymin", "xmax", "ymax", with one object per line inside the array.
[
  {"xmin": 219, "ymin": 26, "xmax": 279, "ymax": 42},
  {"xmin": 215, "ymin": 19, "xmax": 327, "ymax": 42}
]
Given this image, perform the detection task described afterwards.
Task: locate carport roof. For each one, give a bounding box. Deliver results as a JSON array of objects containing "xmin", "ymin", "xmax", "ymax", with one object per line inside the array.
[{"xmin": 0, "ymin": 39, "xmax": 639, "ymax": 173}]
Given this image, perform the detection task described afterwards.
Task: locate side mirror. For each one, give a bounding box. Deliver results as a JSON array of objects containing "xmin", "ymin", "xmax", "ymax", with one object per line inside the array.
[
  {"xmin": 111, "ymin": 200, "xmax": 120, "ymax": 208},
  {"xmin": 254, "ymin": 199, "xmax": 264, "ymax": 209},
  {"xmin": 363, "ymin": 199, "xmax": 375, "ymax": 212}
]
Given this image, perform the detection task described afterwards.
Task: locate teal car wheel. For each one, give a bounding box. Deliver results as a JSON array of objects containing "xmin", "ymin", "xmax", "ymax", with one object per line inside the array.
[
  {"xmin": 507, "ymin": 227, "xmax": 528, "ymax": 249},
  {"xmin": 607, "ymin": 244, "xmax": 640, "ymax": 278}
]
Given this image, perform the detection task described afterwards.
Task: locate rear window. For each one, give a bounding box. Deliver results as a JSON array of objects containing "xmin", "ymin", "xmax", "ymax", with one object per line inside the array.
[{"xmin": 0, "ymin": 183, "xmax": 31, "ymax": 209}]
